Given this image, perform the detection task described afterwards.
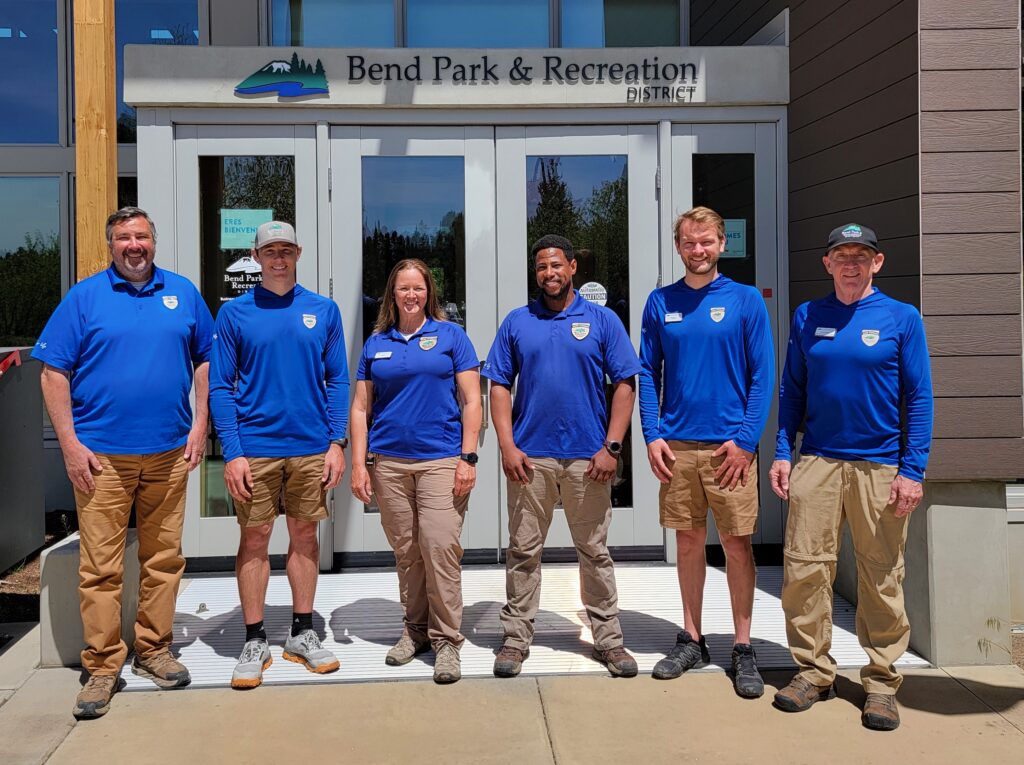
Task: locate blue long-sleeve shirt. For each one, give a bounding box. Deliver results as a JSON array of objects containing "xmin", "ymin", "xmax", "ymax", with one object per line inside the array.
[
  {"xmin": 774, "ymin": 288, "xmax": 933, "ymax": 481},
  {"xmin": 209, "ymin": 284, "xmax": 349, "ymax": 462},
  {"xmin": 639, "ymin": 276, "xmax": 775, "ymax": 452}
]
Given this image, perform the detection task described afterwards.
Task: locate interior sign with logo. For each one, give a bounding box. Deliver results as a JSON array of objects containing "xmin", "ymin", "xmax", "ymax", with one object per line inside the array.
[
  {"xmin": 219, "ymin": 208, "xmax": 273, "ymax": 301},
  {"xmin": 722, "ymin": 219, "xmax": 747, "ymax": 259}
]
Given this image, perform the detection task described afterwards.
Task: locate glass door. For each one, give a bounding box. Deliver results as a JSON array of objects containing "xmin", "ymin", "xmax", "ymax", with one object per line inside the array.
[
  {"xmin": 175, "ymin": 125, "xmax": 319, "ymax": 558},
  {"xmin": 495, "ymin": 126, "xmax": 662, "ymax": 550},
  {"xmin": 329, "ymin": 127, "xmax": 501, "ymax": 560},
  {"xmin": 671, "ymin": 123, "xmax": 784, "ymax": 544}
]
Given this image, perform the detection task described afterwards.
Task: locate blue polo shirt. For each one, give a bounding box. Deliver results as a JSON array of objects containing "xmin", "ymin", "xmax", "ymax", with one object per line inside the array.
[
  {"xmin": 209, "ymin": 284, "xmax": 349, "ymax": 462},
  {"xmin": 775, "ymin": 288, "xmax": 933, "ymax": 481},
  {"xmin": 31, "ymin": 265, "xmax": 213, "ymax": 454},
  {"xmin": 482, "ymin": 292, "xmax": 641, "ymax": 459},
  {"xmin": 639, "ymin": 275, "xmax": 775, "ymax": 452},
  {"xmin": 357, "ymin": 318, "xmax": 479, "ymax": 459}
]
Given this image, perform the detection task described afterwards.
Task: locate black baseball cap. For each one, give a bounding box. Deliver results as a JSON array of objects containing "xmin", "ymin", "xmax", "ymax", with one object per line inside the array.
[{"xmin": 826, "ymin": 223, "xmax": 880, "ymax": 254}]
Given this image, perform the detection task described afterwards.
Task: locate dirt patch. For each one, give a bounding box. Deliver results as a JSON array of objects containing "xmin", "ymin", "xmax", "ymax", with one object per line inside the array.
[{"xmin": 0, "ymin": 512, "xmax": 78, "ymax": 627}]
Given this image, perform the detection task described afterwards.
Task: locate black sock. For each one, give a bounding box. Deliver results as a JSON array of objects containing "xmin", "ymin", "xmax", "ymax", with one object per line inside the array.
[
  {"xmin": 291, "ymin": 612, "xmax": 313, "ymax": 637},
  {"xmin": 245, "ymin": 621, "xmax": 267, "ymax": 642}
]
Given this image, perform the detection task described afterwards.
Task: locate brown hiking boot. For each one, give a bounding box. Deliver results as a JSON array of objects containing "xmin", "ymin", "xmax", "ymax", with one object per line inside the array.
[
  {"xmin": 773, "ymin": 675, "xmax": 836, "ymax": 712},
  {"xmin": 131, "ymin": 650, "xmax": 191, "ymax": 689},
  {"xmin": 592, "ymin": 645, "xmax": 639, "ymax": 678},
  {"xmin": 862, "ymin": 693, "xmax": 900, "ymax": 731},
  {"xmin": 73, "ymin": 674, "xmax": 120, "ymax": 719},
  {"xmin": 433, "ymin": 643, "xmax": 462, "ymax": 684},
  {"xmin": 493, "ymin": 645, "xmax": 529, "ymax": 677}
]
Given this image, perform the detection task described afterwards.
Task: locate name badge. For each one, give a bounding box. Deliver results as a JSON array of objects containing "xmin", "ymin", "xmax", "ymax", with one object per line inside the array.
[
  {"xmin": 665, "ymin": 312, "xmax": 683, "ymax": 324},
  {"xmin": 374, "ymin": 351, "xmax": 393, "ymax": 359},
  {"xmin": 815, "ymin": 327, "xmax": 837, "ymax": 339}
]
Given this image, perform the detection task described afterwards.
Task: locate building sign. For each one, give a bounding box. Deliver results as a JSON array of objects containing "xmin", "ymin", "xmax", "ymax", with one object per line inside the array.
[
  {"xmin": 220, "ymin": 208, "xmax": 273, "ymax": 249},
  {"xmin": 723, "ymin": 219, "xmax": 747, "ymax": 259},
  {"xmin": 126, "ymin": 46, "xmax": 789, "ymax": 109},
  {"xmin": 579, "ymin": 281, "xmax": 608, "ymax": 306}
]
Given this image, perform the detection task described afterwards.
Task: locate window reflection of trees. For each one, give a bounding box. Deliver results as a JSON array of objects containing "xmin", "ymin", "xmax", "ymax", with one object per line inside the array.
[
  {"xmin": 0, "ymin": 233, "xmax": 60, "ymax": 346},
  {"xmin": 362, "ymin": 211, "xmax": 466, "ymax": 340}
]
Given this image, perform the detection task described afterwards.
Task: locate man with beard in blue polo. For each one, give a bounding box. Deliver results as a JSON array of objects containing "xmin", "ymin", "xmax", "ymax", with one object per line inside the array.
[
  {"xmin": 483, "ymin": 234, "xmax": 641, "ymax": 679},
  {"xmin": 33, "ymin": 207, "xmax": 212, "ymax": 719},
  {"xmin": 210, "ymin": 221, "xmax": 349, "ymax": 689}
]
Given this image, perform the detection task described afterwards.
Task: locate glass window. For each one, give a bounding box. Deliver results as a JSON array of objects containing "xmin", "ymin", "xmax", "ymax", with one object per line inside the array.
[
  {"xmin": 198, "ymin": 155, "xmax": 296, "ymax": 519},
  {"xmin": 408, "ymin": 0, "xmax": 548, "ymax": 48},
  {"xmin": 271, "ymin": 0, "xmax": 395, "ymax": 47},
  {"xmin": 526, "ymin": 154, "xmax": 633, "ymax": 508},
  {"xmin": 562, "ymin": 0, "xmax": 679, "ymax": 47},
  {"xmin": 0, "ymin": 178, "xmax": 62, "ymax": 346},
  {"xmin": 361, "ymin": 156, "xmax": 465, "ymax": 343},
  {"xmin": 692, "ymin": 153, "xmax": 756, "ymax": 286},
  {"xmin": 114, "ymin": 0, "xmax": 199, "ymax": 143},
  {"xmin": 0, "ymin": 1, "xmax": 59, "ymax": 143}
]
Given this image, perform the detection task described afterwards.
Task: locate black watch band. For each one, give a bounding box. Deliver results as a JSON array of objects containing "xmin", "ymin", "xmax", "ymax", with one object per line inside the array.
[
  {"xmin": 460, "ymin": 452, "xmax": 479, "ymax": 465},
  {"xmin": 604, "ymin": 439, "xmax": 623, "ymax": 456},
  {"xmin": 331, "ymin": 438, "xmax": 348, "ymax": 449}
]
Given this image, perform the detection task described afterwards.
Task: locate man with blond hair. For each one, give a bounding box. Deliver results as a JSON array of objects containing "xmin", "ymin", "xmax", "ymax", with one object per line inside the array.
[
  {"xmin": 639, "ymin": 206, "xmax": 774, "ymax": 697},
  {"xmin": 769, "ymin": 223, "xmax": 932, "ymax": 731}
]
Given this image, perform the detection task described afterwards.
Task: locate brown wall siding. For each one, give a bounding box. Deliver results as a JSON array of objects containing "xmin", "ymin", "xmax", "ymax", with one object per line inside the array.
[{"xmin": 919, "ymin": 0, "xmax": 1023, "ymax": 479}]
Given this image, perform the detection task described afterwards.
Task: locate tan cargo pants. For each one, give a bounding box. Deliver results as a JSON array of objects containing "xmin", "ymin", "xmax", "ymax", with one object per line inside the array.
[
  {"xmin": 372, "ymin": 456, "xmax": 469, "ymax": 649},
  {"xmin": 501, "ymin": 457, "xmax": 624, "ymax": 652},
  {"xmin": 74, "ymin": 446, "xmax": 189, "ymax": 675},
  {"xmin": 782, "ymin": 455, "xmax": 910, "ymax": 694}
]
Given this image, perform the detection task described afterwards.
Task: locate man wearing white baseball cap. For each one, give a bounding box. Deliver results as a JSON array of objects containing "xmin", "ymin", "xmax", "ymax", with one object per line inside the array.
[
  {"xmin": 769, "ymin": 223, "xmax": 933, "ymax": 730},
  {"xmin": 210, "ymin": 220, "xmax": 350, "ymax": 689}
]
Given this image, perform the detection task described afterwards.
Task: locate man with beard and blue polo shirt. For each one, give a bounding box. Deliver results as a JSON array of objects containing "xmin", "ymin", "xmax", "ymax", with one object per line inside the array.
[
  {"xmin": 639, "ymin": 205, "xmax": 775, "ymax": 698},
  {"xmin": 33, "ymin": 206, "xmax": 212, "ymax": 719},
  {"xmin": 210, "ymin": 220, "xmax": 350, "ymax": 689},
  {"xmin": 769, "ymin": 223, "xmax": 933, "ymax": 731},
  {"xmin": 483, "ymin": 234, "xmax": 641, "ymax": 679}
]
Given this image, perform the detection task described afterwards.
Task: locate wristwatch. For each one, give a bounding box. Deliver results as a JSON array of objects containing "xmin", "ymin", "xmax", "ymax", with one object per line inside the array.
[
  {"xmin": 331, "ymin": 438, "xmax": 349, "ymax": 449},
  {"xmin": 604, "ymin": 439, "xmax": 623, "ymax": 456},
  {"xmin": 460, "ymin": 452, "xmax": 479, "ymax": 465}
]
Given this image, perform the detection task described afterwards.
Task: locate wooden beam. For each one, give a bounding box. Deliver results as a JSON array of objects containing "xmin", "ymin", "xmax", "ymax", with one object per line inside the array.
[{"xmin": 73, "ymin": 0, "xmax": 117, "ymax": 281}]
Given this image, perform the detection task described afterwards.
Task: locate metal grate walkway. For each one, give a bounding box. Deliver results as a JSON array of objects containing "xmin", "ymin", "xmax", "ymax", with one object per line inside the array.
[{"xmin": 120, "ymin": 564, "xmax": 928, "ymax": 690}]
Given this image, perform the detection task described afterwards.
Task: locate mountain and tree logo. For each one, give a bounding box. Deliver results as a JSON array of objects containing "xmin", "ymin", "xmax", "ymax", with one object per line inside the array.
[{"xmin": 235, "ymin": 53, "xmax": 329, "ymax": 97}]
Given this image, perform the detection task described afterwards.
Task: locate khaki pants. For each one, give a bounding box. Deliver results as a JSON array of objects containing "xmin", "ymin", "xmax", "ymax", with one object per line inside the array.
[
  {"xmin": 782, "ymin": 455, "xmax": 910, "ymax": 694},
  {"xmin": 501, "ymin": 457, "xmax": 623, "ymax": 651},
  {"xmin": 372, "ymin": 456, "xmax": 468, "ymax": 649},
  {"xmin": 74, "ymin": 446, "xmax": 189, "ymax": 675}
]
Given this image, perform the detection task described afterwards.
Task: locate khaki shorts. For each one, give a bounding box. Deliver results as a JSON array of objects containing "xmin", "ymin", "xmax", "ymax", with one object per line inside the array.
[
  {"xmin": 234, "ymin": 453, "xmax": 329, "ymax": 527},
  {"xmin": 659, "ymin": 440, "xmax": 759, "ymax": 536}
]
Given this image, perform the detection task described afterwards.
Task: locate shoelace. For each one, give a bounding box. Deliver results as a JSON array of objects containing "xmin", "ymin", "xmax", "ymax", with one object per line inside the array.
[
  {"xmin": 239, "ymin": 640, "xmax": 267, "ymax": 664},
  {"xmin": 296, "ymin": 631, "xmax": 323, "ymax": 652},
  {"xmin": 734, "ymin": 650, "xmax": 758, "ymax": 675}
]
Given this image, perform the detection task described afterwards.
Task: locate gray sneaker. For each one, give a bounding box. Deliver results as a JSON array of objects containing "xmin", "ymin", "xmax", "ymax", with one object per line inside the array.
[
  {"xmin": 385, "ymin": 635, "xmax": 431, "ymax": 666},
  {"xmin": 283, "ymin": 629, "xmax": 340, "ymax": 674},
  {"xmin": 231, "ymin": 639, "xmax": 272, "ymax": 689},
  {"xmin": 652, "ymin": 630, "xmax": 710, "ymax": 679},
  {"xmin": 433, "ymin": 643, "xmax": 461, "ymax": 684}
]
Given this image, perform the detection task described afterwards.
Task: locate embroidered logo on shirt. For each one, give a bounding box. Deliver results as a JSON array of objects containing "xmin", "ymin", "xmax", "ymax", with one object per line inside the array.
[
  {"xmin": 665, "ymin": 312, "xmax": 682, "ymax": 324},
  {"xmin": 861, "ymin": 329, "xmax": 880, "ymax": 347},
  {"xmin": 162, "ymin": 296, "xmax": 178, "ymax": 310},
  {"xmin": 571, "ymin": 322, "xmax": 590, "ymax": 340},
  {"xmin": 709, "ymin": 307, "xmax": 725, "ymax": 323},
  {"xmin": 374, "ymin": 351, "xmax": 393, "ymax": 359},
  {"xmin": 419, "ymin": 336, "xmax": 438, "ymax": 350},
  {"xmin": 815, "ymin": 327, "xmax": 837, "ymax": 339},
  {"xmin": 302, "ymin": 314, "xmax": 317, "ymax": 329}
]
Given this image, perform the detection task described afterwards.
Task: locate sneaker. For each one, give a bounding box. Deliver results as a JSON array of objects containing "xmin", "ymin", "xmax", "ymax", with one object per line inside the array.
[
  {"xmin": 433, "ymin": 643, "xmax": 462, "ymax": 684},
  {"xmin": 232, "ymin": 639, "xmax": 272, "ymax": 689},
  {"xmin": 73, "ymin": 674, "xmax": 120, "ymax": 719},
  {"xmin": 493, "ymin": 644, "xmax": 529, "ymax": 678},
  {"xmin": 131, "ymin": 650, "xmax": 191, "ymax": 689},
  {"xmin": 283, "ymin": 629, "xmax": 340, "ymax": 674},
  {"xmin": 592, "ymin": 646, "xmax": 639, "ymax": 678},
  {"xmin": 730, "ymin": 643, "xmax": 764, "ymax": 698},
  {"xmin": 385, "ymin": 635, "xmax": 431, "ymax": 666},
  {"xmin": 862, "ymin": 693, "xmax": 900, "ymax": 731},
  {"xmin": 773, "ymin": 675, "xmax": 836, "ymax": 712},
  {"xmin": 652, "ymin": 630, "xmax": 710, "ymax": 679}
]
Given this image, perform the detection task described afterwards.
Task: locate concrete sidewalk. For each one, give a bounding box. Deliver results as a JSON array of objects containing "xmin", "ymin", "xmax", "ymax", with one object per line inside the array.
[{"xmin": 2, "ymin": 623, "xmax": 1023, "ymax": 765}]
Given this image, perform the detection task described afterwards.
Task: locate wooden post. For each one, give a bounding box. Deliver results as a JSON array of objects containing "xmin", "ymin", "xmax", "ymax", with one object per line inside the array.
[{"xmin": 73, "ymin": 0, "xmax": 118, "ymax": 281}]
